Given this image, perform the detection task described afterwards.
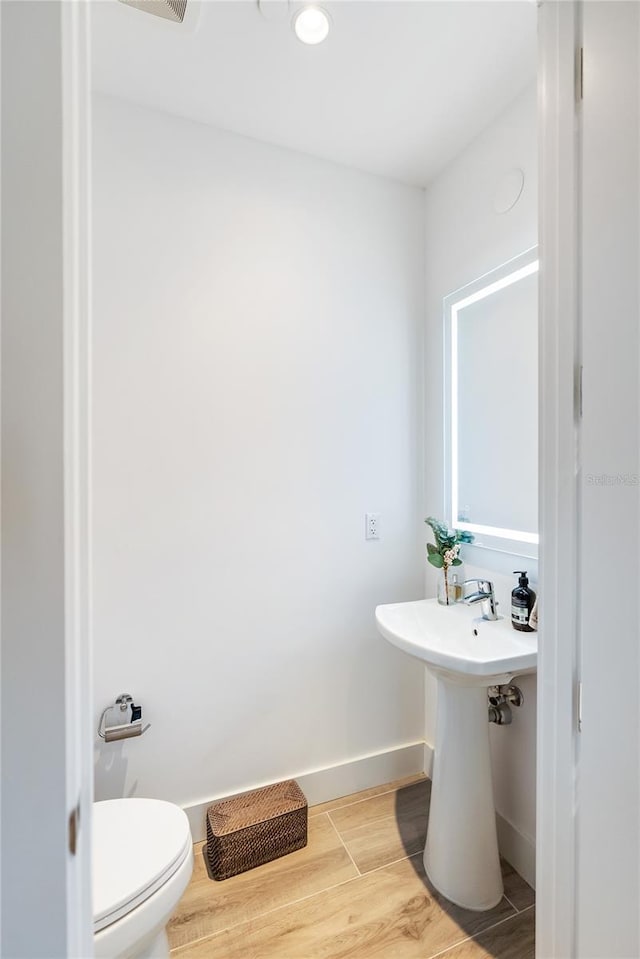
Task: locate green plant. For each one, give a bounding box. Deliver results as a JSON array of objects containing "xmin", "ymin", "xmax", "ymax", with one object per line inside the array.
[{"xmin": 425, "ymin": 516, "xmax": 462, "ymax": 570}]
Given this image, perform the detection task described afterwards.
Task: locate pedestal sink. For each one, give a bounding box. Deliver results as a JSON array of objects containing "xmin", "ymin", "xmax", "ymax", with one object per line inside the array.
[{"xmin": 375, "ymin": 598, "xmax": 537, "ymax": 911}]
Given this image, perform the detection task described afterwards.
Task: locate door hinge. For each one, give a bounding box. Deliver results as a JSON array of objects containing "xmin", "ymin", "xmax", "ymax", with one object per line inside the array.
[
  {"xmin": 577, "ymin": 681, "xmax": 583, "ymax": 732},
  {"xmin": 68, "ymin": 799, "xmax": 81, "ymax": 856},
  {"xmin": 578, "ymin": 364, "xmax": 584, "ymax": 418},
  {"xmin": 577, "ymin": 46, "xmax": 584, "ymax": 101}
]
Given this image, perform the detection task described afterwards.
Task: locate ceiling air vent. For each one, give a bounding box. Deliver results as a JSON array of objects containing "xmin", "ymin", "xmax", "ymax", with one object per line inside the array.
[{"xmin": 118, "ymin": 0, "xmax": 187, "ymax": 23}]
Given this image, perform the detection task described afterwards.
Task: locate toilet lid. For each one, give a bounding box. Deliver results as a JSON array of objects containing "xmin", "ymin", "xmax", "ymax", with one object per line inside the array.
[{"xmin": 93, "ymin": 798, "xmax": 192, "ymax": 932}]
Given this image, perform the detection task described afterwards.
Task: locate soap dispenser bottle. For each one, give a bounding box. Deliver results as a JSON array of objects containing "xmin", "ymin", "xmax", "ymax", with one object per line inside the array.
[{"xmin": 511, "ymin": 571, "xmax": 536, "ymax": 632}]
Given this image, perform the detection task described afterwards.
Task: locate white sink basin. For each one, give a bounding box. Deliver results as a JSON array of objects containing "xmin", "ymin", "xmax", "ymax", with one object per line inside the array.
[
  {"xmin": 375, "ymin": 596, "xmax": 538, "ymax": 912},
  {"xmin": 375, "ymin": 598, "xmax": 537, "ymax": 685}
]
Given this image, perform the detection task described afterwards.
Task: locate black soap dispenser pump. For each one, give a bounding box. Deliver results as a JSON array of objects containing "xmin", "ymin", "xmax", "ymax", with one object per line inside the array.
[{"xmin": 511, "ymin": 571, "xmax": 536, "ymax": 632}]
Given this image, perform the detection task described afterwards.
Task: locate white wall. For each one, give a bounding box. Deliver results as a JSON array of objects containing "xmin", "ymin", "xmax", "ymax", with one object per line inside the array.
[
  {"xmin": 92, "ymin": 95, "xmax": 426, "ymax": 817},
  {"xmin": 423, "ymin": 86, "xmax": 538, "ymax": 883}
]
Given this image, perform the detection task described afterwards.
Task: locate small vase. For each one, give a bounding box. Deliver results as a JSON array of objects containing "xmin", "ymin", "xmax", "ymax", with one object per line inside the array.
[
  {"xmin": 437, "ymin": 566, "xmax": 463, "ymax": 605},
  {"xmin": 437, "ymin": 567, "xmax": 452, "ymax": 606}
]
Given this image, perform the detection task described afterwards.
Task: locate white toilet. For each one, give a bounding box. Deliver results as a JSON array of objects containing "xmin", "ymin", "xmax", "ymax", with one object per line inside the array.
[{"xmin": 93, "ymin": 798, "xmax": 194, "ymax": 959}]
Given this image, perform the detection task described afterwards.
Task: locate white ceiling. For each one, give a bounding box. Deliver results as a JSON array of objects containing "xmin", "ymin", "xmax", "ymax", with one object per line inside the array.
[{"xmin": 91, "ymin": 0, "xmax": 537, "ymax": 187}]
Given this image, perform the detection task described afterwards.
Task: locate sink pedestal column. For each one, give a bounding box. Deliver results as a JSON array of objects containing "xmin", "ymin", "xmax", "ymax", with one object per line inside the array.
[{"xmin": 424, "ymin": 677, "xmax": 503, "ymax": 911}]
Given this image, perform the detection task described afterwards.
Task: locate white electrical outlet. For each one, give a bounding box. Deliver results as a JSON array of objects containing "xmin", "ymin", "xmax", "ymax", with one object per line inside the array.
[{"xmin": 366, "ymin": 513, "xmax": 381, "ymax": 540}]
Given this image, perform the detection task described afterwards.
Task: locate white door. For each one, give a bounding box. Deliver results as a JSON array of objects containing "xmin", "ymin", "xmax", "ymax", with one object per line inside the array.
[
  {"xmin": 538, "ymin": 2, "xmax": 640, "ymax": 956},
  {"xmin": 577, "ymin": 3, "xmax": 640, "ymax": 956},
  {"xmin": 1, "ymin": 2, "xmax": 93, "ymax": 956}
]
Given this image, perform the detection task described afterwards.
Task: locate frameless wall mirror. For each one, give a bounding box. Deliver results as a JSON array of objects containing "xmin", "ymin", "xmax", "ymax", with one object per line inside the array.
[{"xmin": 444, "ymin": 247, "xmax": 539, "ymax": 558}]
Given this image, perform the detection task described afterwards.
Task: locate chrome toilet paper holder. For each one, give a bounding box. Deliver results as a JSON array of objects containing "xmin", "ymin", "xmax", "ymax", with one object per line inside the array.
[{"xmin": 98, "ymin": 693, "xmax": 151, "ymax": 743}]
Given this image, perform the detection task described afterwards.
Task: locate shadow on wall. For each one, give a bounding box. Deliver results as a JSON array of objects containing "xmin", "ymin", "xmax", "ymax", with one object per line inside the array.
[{"xmin": 94, "ymin": 741, "xmax": 138, "ymax": 800}]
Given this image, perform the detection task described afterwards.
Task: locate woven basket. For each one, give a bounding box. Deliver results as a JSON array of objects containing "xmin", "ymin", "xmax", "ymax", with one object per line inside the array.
[{"xmin": 206, "ymin": 780, "xmax": 307, "ymax": 881}]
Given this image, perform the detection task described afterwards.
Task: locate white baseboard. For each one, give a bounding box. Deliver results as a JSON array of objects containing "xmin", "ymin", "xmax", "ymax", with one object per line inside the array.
[
  {"xmin": 423, "ymin": 741, "xmax": 434, "ymax": 777},
  {"xmin": 496, "ymin": 811, "xmax": 536, "ymax": 889},
  {"xmin": 184, "ymin": 741, "xmax": 428, "ymax": 842}
]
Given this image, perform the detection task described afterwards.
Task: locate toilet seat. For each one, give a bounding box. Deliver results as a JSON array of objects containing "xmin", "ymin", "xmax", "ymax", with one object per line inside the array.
[{"xmin": 93, "ymin": 798, "xmax": 192, "ymax": 933}]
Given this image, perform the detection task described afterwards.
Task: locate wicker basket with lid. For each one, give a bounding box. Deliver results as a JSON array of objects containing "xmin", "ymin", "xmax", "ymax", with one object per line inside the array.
[{"xmin": 206, "ymin": 779, "xmax": 307, "ymax": 880}]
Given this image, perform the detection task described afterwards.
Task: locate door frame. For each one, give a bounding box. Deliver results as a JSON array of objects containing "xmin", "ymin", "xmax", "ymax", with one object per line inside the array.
[
  {"xmin": 62, "ymin": 1, "xmax": 94, "ymax": 954},
  {"xmin": 1, "ymin": 1, "xmax": 93, "ymax": 954},
  {"xmin": 60, "ymin": 1, "xmax": 585, "ymax": 953},
  {"xmin": 536, "ymin": 2, "xmax": 580, "ymax": 957}
]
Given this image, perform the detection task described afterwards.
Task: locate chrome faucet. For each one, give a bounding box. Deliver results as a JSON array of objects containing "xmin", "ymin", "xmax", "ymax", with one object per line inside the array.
[{"xmin": 464, "ymin": 579, "xmax": 499, "ymax": 621}]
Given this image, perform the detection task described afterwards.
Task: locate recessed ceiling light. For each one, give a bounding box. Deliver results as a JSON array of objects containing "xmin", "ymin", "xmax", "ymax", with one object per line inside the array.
[{"xmin": 293, "ymin": 6, "xmax": 330, "ymax": 45}]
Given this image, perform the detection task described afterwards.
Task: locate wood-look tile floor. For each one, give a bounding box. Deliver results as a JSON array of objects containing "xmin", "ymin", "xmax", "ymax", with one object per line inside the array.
[{"xmin": 169, "ymin": 775, "xmax": 535, "ymax": 959}]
